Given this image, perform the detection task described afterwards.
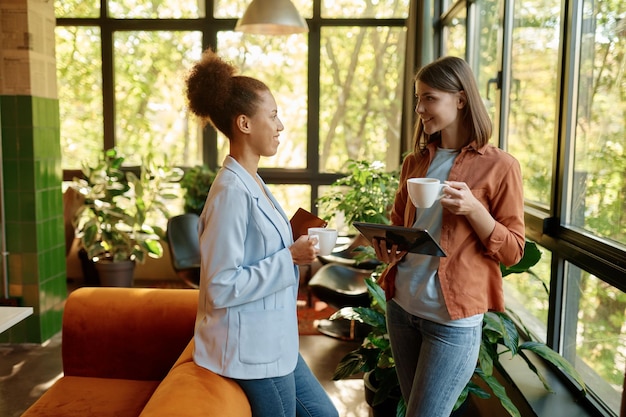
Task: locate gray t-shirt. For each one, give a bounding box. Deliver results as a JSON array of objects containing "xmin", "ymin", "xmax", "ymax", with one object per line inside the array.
[{"xmin": 394, "ymin": 147, "xmax": 483, "ymax": 327}]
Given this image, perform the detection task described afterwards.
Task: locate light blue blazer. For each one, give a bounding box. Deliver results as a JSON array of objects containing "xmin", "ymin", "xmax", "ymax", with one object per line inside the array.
[{"xmin": 193, "ymin": 156, "xmax": 300, "ymax": 379}]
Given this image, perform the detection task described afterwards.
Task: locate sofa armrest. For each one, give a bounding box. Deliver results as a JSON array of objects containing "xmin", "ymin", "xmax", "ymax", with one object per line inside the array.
[
  {"xmin": 139, "ymin": 340, "xmax": 251, "ymax": 417},
  {"xmin": 62, "ymin": 287, "xmax": 198, "ymax": 381}
]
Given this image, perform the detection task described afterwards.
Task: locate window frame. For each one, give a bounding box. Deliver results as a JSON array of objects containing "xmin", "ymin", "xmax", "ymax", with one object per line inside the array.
[
  {"xmin": 440, "ymin": 1, "xmax": 625, "ymax": 415},
  {"xmin": 56, "ymin": 1, "xmax": 410, "ymax": 214}
]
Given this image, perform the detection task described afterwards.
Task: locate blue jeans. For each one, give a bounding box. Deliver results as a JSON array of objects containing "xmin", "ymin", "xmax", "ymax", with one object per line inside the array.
[
  {"xmin": 234, "ymin": 354, "xmax": 338, "ymax": 417},
  {"xmin": 387, "ymin": 300, "xmax": 481, "ymax": 417}
]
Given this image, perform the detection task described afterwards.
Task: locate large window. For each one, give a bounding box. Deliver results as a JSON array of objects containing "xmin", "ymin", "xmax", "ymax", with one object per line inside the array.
[
  {"xmin": 113, "ymin": 30, "xmax": 203, "ymax": 167},
  {"xmin": 507, "ymin": 0, "xmax": 559, "ymax": 207},
  {"xmin": 216, "ymin": 32, "xmax": 309, "ymax": 170},
  {"xmin": 441, "ymin": 1, "xmax": 625, "ymax": 415},
  {"xmin": 55, "ymin": 0, "xmax": 409, "ymax": 214},
  {"xmin": 570, "ymin": 0, "xmax": 625, "ymax": 247},
  {"xmin": 55, "ymin": 26, "xmax": 102, "ymax": 167},
  {"xmin": 564, "ymin": 263, "xmax": 626, "ymax": 413}
]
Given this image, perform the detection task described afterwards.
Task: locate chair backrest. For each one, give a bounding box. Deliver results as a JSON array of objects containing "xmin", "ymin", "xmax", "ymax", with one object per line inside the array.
[{"xmin": 167, "ymin": 213, "xmax": 201, "ymax": 271}]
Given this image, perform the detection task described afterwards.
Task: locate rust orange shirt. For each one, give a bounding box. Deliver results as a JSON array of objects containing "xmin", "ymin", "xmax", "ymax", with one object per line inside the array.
[{"xmin": 389, "ymin": 140, "xmax": 525, "ymax": 320}]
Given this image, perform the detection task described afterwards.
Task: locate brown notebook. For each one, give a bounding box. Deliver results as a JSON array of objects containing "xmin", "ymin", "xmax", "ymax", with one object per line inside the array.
[{"xmin": 289, "ymin": 208, "xmax": 327, "ymax": 240}]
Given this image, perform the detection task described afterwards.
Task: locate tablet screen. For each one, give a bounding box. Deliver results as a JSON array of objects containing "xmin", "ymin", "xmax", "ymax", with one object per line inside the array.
[{"xmin": 352, "ymin": 222, "xmax": 446, "ymax": 257}]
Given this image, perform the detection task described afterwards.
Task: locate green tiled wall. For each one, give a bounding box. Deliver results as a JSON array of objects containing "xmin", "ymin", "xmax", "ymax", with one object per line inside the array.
[{"xmin": 0, "ymin": 95, "xmax": 66, "ymax": 343}]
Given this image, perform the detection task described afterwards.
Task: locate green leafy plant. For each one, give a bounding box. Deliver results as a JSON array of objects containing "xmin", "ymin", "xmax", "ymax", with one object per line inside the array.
[
  {"xmin": 179, "ymin": 164, "xmax": 216, "ymax": 215},
  {"xmin": 331, "ymin": 277, "xmax": 406, "ymax": 417},
  {"xmin": 316, "ymin": 159, "xmax": 399, "ymax": 227},
  {"xmin": 72, "ymin": 148, "xmax": 183, "ymax": 263},
  {"xmin": 456, "ymin": 241, "xmax": 586, "ymax": 416},
  {"xmin": 332, "ymin": 241, "xmax": 586, "ymax": 417}
]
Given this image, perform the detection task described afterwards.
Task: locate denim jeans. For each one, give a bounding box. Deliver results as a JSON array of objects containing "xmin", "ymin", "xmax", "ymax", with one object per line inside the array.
[
  {"xmin": 234, "ymin": 354, "xmax": 339, "ymax": 417},
  {"xmin": 386, "ymin": 300, "xmax": 481, "ymax": 417}
]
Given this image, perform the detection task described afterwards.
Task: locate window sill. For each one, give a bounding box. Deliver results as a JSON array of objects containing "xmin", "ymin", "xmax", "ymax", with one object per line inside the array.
[{"xmin": 478, "ymin": 348, "xmax": 610, "ymax": 417}]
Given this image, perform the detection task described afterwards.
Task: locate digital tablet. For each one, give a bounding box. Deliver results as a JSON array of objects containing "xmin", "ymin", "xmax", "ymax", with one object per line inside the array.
[{"xmin": 352, "ymin": 222, "xmax": 447, "ymax": 257}]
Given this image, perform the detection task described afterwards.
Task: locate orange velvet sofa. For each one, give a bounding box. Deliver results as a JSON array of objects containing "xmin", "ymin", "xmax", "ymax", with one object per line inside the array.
[{"xmin": 22, "ymin": 287, "xmax": 251, "ymax": 417}]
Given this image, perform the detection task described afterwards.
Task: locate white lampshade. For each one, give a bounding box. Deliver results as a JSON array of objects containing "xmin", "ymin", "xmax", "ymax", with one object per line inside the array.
[{"xmin": 235, "ymin": 0, "xmax": 309, "ymax": 35}]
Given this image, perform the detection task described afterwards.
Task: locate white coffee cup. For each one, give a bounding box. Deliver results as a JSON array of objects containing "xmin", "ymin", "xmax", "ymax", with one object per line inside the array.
[
  {"xmin": 407, "ymin": 178, "xmax": 449, "ymax": 208},
  {"xmin": 307, "ymin": 227, "xmax": 338, "ymax": 256}
]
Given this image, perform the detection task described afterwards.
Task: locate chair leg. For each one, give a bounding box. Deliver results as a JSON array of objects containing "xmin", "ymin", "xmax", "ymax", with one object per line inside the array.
[
  {"xmin": 316, "ymin": 317, "xmax": 370, "ymax": 341},
  {"xmin": 177, "ymin": 270, "xmax": 200, "ymax": 289}
]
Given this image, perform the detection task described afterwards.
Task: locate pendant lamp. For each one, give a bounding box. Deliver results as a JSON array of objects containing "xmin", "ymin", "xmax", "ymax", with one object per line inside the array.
[{"xmin": 235, "ymin": 0, "xmax": 308, "ymax": 35}]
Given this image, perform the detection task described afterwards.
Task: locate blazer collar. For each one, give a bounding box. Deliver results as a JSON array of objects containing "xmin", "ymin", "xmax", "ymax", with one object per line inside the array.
[{"xmin": 222, "ymin": 156, "xmax": 292, "ymax": 245}]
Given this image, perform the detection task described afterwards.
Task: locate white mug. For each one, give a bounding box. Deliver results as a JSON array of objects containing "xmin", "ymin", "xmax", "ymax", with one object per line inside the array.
[
  {"xmin": 407, "ymin": 178, "xmax": 449, "ymax": 208},
  {"xmin": 307, "ymin": 227, "xmax": 338, "ymax": 256}
]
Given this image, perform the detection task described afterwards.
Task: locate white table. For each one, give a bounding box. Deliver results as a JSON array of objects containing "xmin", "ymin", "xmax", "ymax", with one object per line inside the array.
[{"xmin": 0, "ymin": 306, "xmax": 33, "ymax": 333}]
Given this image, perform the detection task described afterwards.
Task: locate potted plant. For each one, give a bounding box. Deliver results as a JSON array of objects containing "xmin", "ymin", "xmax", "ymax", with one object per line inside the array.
[
  {"xmin": 179, "ymin": 164, "xmax": 216, "ymax": 215},
  {"xmin": 316, "ymin": 159, "xmax": 399, "ymax": 229},
  {"xmin": 331, "ymin": 276, "xmax": 404, "ymax": 417},
  {"xmin": 315, "ymin": 159, "xmax": 399, "ymax": 266},
  {"xmin": 331, "ymin": 241, "xmax": 586, "ymax": 417},
  {"xmin": 71, "ymin": 148, "xmax": 183, "ymax": 286}
]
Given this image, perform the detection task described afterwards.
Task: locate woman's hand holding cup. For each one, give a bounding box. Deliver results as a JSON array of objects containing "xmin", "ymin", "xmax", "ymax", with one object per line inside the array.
[{"xmin": 307, "ymin": 227, "xmax": 338, "ymax": 256}]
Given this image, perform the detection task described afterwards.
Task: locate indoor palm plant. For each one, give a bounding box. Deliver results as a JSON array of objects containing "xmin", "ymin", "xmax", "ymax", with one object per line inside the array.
[
  {"xmin": 331, "ymin": 241, "xmax": 586, "ymax": 417},
  {"xmin": 71, "ymin": 148, "xmax": 182, "ymax": 285}
]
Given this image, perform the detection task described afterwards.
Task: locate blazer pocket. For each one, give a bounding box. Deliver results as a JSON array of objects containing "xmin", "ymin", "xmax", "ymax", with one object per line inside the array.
[{"xmin": 238, "ymin": 309, "xmax": 284, "ymax": 364}]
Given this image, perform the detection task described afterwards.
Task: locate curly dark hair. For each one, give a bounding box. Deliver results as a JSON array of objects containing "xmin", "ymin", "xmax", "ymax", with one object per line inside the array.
[{"xmin": 185, "ymin": 48, "xmax": 269, "ymax": 138}]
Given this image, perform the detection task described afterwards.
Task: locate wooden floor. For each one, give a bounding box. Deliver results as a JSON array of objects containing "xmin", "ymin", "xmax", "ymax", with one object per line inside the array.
[{"xmin": 300, "ymin": 335, "xmax": 372, "ymax": 417}]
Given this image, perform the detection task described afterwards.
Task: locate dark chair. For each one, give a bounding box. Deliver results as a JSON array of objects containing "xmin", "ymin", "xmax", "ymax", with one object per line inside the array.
[
  {"xmin": 308, "ymin": 263, "xmax": 373, "ymax": 340},
  {"xmin": 166, "ymin": 213, "xmax": 201, "ymax": 288},
  {"xmin": 317, "ymin": 234, "xmax": 381, "ymax": 270}
]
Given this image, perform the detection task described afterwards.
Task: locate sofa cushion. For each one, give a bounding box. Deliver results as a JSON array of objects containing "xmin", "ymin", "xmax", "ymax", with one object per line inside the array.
[
  {"xmin": 62, "ymin": 287, "xmax": 199, "ymax": 381},
  {"xmin": 21, "ymin": 376, "xmax": 160, "ymax": 417}
]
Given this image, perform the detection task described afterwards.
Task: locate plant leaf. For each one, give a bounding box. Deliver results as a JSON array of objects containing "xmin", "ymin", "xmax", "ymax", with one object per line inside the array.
[
  {"xmin": 518, "ymin": 350, "xmax": 552, "ymax": 392},
  {"xmin": 496, "ymin": 312, "xmax": 520, "ymax": 356},
  {"xmin": 519, "ymin": 342, "xmax": 586, "ymax": 392},
  {"xmin": 333, "ymin": 351, "xmax": 367, "ymax": 379},
  {"xmin": 501, "ymin": 241, "xmax": 542, "ymax": 276},
  {"xmin": 365, "ymin": 277, "xmax": 386, "ymax": 312},
  {"xmin": 478, "ymin": 339, "xmax": 495, "ymax": 376},
  {"xmin": 474, "ymin": 368, "xmax": 521, "ymax": 417},
  {"xmin": 455, "ymin": 380, "xmax": 491, "ymax": 410},
  {"xmin": 395, "ymin": 397, "xmax": 406, "ymax": 417}
]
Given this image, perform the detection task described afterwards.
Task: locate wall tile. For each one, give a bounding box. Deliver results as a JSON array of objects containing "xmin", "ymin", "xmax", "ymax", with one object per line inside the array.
[
  {"xmin": 2, "ymin": 158, "xmax": 18, "ymax": 192},
  {"xmin": 17, "ymin": 126, "xmax": 34, "ymax": 159},
  {"xmin": 16, "ymin": 96, "xmax": 33, "ymax": 127},
  {"xmin": 19, "ymin": 221, "xmax": 37, "ymax": 252},
  {"xmin": 0, "ymin": 96, "xmax": 17, "ymax": 125},
  {"xmin": 20, "ymin": 191, "xmax": 36, "ymax": 223},
  {"xmin": 1, "ymin": 125, "xmax": 17, "ymax": 158},
  {"xmin": 5, "ymin": 222, "xmax": 22, "ymax": 251},
  {"xmin": 21, "ymin": 252, "xmax": 38, "ymax": 285},
  {"xmin": 21, "ymin": 283, "xmax": 39, "ymax": 311},
  {"xmin": 3, "ymin": 190, "xmax": 19, "ymax": 221}
]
